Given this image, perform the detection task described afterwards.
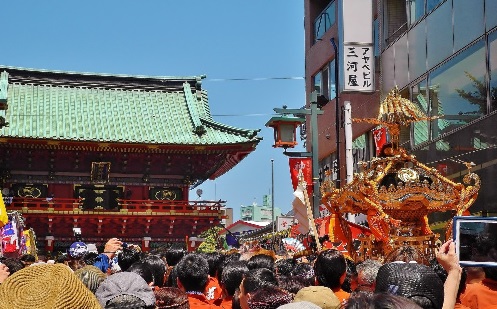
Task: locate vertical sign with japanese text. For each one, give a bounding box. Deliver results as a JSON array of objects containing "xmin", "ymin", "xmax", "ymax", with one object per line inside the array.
[
  {"xmin": 343, "ymin": 44, "xmax": 374, "ymax": 92},
  {"xmin": 341, "ymin": 0, "xmax": 374, "ymax": 93}
]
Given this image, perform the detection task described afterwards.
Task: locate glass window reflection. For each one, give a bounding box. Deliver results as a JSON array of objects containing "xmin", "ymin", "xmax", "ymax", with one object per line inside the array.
[
  {"xmin": 411, "ymin": 79, "xmax": 430, "ymax": 146},
  {"xmin": 489, "ymin": 30, "xmax": 497, "ymax": 112},
  {"xmin": 408, "ymin": 20, "xmax": 427, "ymax": 81},
  {"xmin": 427, "ymin": 0, "xmax": 444, "ymax": 13},
  {"xmin": 407, "ymin": 0, "xmax": 425, "ymax": 24},
  {"xmin": 486, "ymin": 0, "xmax": 497, "ymax": 31},
  {"xmin": 429, "ymin": 39, "xmax": 486, "ymax": 138},
  {"xmin": 314, "ymin": 2, "xmax": 336, "ymax": 43},
  {"xmin": 426, "ymin": 2, "xmax": 452, "ymax": 70},
  {"xmin": 453, "ymin": 0, "xmax": 484, "ymax": 51},
  {"xmin": 313, "ymin": 72, "xmax": 322, "ymax": 94},
  {"xmin": 329, "ymin": 60, "xmax": 337, "ymax": 100}
]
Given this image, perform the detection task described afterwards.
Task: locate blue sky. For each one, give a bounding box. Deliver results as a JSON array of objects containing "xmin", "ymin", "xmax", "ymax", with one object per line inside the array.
[{"xmin": 2, "ymin": 1, "xmax": 306, "ymax": 220}]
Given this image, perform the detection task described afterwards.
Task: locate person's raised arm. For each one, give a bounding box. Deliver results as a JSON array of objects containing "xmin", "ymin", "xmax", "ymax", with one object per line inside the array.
[
  {"xmin": 437, "ymin": 239, "xmax": 462, "ymax": 309},
  {"xmin": 93, "ymin": 237, "xmax": 122, "ymax": 273}
]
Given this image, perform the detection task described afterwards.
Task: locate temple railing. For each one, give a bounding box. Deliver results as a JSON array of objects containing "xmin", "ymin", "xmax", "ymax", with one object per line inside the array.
[{"xmin": 6, "ymin": 197, "xmax": 226, "ymax": 213}]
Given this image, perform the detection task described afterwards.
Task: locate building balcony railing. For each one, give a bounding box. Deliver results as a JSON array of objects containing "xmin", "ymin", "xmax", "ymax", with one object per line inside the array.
[{"xmin": 5, "ymin": 197, "xmax": 225, "ymax": 214}]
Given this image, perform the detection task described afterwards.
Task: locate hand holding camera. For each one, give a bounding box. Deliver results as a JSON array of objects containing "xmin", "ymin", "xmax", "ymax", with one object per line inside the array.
[{"xmin": 103, "ymin": 238, "xmax": 123, "ymax": 258}]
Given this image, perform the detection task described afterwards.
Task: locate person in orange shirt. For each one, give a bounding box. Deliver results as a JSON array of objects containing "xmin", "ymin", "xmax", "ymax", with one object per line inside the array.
[
  {"xmin": 460, "ymin": 232, "xmax": 497, "ymax": 309},
  {"xmin": 176, "ymin": 253, "xmax": 219, "ymax": 309},
  {"xmin": 460, "ymin": 267, "xmax": 497, "ymax": 309},
  {"xmin": 214, "ymin": 261, "xmax": 249, "ymax": 309},
  {"xmin": 203, "ymin": 252, "xmax": 223, "ymax": 303},
  {"xmin": 313, "ymin": 249, "xmax": 350, "ymax": 303}
]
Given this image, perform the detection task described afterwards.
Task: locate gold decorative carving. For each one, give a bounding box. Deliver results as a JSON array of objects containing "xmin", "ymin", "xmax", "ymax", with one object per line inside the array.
[{"xmin": 17, "ymin": 186, "xmax": 42, "ymax": 198}]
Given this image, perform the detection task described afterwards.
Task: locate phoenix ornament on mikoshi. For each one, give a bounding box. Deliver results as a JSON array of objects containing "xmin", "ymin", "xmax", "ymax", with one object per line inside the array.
[{"xmin": 320, "ymin": 87, "xmax": 481, "ymax": 261}]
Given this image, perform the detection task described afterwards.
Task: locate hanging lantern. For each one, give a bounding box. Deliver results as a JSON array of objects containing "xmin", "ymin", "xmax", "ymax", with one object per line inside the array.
[{"xmin": 265, "ymin": 115, "xmax": 305, "ymax": 149}]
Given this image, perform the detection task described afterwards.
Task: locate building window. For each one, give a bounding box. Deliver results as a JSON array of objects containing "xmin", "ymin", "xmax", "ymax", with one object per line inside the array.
[
  {"xmin": 314, "ymin": 1, "xmax": 336, "ymax": 43},
  {"xmin": 314, "ymin": 65, "xmax": 331, "ymax": 102},
  {"xmin": 329, "ymin": 60, "xmax": 337, "ymax": 100},
  {"xmin": 407, "ymin": 0, "xmax": 425, "ymax": 25},
  {"xmin": 428, "ymin": 39, "xmax": 486, "ymax": 138},
  {"xmin": 411, "ymin": 79, "xmax": 431, "ymax": 147},
  {"xmin": 489, "ymin": 30, "xmax": 497, "ymax": 112},
  {"xmin": 374, "ymin": 19, "xmax": 380, "ymax": 57},
  {"xmin": 427, "ymin": 0, "xmax": 444, "ymax": 13},
  {"xmin": 313, "ymin": 71, "xmax": 322, "ymax": 94},
  {"xmin": 384, "ymin": 0, "xmax": 408, "ymax": 46}
]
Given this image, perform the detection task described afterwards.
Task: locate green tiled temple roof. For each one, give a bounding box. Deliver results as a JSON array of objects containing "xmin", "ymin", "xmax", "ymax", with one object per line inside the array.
[{"xmin": 0, "ymin": 66, "xmax": 261, "ymax": 146}]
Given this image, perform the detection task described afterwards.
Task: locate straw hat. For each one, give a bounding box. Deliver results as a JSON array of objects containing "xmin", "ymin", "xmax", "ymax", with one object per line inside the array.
[
  {"xmin": 294, "ymin": 286, "xmax": 341, "ymax": 309},
  {"xmin": 0, "ymin": 263, "xmax": 101, "ymax": 309},
  {"xmin": 74, "ymin": 265, "xmax": 107, "ymax": 294}
]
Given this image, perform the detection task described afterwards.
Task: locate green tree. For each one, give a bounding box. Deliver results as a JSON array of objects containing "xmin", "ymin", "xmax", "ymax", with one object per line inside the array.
[
  {"xmin": 196, "ymin": 226, "xmax": 226, "ymax": 253},
  {"xmin": 456, "ymin": 71, "xmax": 497, "ymax": 114}
]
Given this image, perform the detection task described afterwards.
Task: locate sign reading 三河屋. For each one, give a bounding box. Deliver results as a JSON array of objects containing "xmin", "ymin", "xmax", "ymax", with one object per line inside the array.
[
  {"xmin": 343, "ymin": 44, "xmax": 374, "ymax": 92},
  {"xmin": 341, "ymin": 0, "xmax": 374, "ymax": 92}
]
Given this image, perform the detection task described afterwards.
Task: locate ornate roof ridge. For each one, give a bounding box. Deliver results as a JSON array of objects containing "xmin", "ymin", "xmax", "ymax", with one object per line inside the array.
[
  {"xmin": 0, "ymin": 65, "xmax": 203, "ymax": 81},
  {"xmin": 200, "ymin": 117, "xmax": 261, "ymax": 140},
  {"xmin": 0, "ymin": 65, "xmax": 206, "ymax": 92}
]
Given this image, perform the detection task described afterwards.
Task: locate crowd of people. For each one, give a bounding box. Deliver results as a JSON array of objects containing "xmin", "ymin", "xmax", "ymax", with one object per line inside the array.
[{"xmin": 0, "ymin": 237, "xmax": 495, "ymax": 309}]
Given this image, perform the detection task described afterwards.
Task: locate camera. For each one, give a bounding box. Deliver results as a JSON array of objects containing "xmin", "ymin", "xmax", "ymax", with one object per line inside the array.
[{"xmin": 72, "ymin": 228, "xmax": 82, "ymax": 242}]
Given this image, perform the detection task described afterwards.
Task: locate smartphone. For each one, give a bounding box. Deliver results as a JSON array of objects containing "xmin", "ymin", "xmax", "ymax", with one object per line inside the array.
[{"xmin": 453, "ymin": 216, "xmax": 497, "ymax": 267}]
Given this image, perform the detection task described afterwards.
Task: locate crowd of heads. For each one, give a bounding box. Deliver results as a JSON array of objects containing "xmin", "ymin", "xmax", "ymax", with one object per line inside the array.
[{"xmin": 0, "ymin": 236, "xmax": 495, "ymax": 309}]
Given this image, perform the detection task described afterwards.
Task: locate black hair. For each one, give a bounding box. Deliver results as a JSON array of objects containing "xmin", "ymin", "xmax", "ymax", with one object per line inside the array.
[
  {"xmin": 221, "ymin": 260, "xmax": 249, "ymax": 296},
  {"xmin": 154, "ymin": 287, "xmax": 189, "ymax": 309},
  {"xmin": 82, "ymin": 252, "xmax": 99, "ymax": 266},
  {"xmin": 217, "ymin": 253, "xmax": 242, "ymax": 282},
  {"xmin": 247, "ymin": 286, "xmax": 293, "ymax": 309},
  {"xmin": 430, "ymin": 258, "xmax": 467, "ymax": 298},
  {"xmin": 342, "ymin": 257, "xmax": 358, "ymax": 292},
  {"xmin": 277, "ymin": 275, "xmax": 307, "ymax": 294},
  {"xmin": 165, "ymin": 248, "xmax": 186, "ymax": 267},
  {"xmin": 55, "ymin": 253, "xmax": 69, "ymax": 264},
  {"xmin": 202, "ymin": 252, "xmax": 223, "ymax": 277},
  {"xmin": 2, "ymin": 258, "xmax": 24, "ymax": 275},
  {"xmin": 20, "ymin": 254, "xmax": 36, "ymax": 263},
  {"xmin": 127, "ymin": 261, "xmax": 155, "ymax": 285},
  {"xmin": 290, "ymin": 262, "xmax": 315, "ymax": 286},
  {"xmin": 175, "ymin": 253, "xmax": 209, "ymax": 292},
  {"xmin": 242, "ymin": 267, "xmax": 278, "ymax": 294},
  {"xmin": 342, "ymin": 291, "xmax": 422, "ymax": 309},
  {"xmin": 166, "ymin": 265, "xmax": 179, "ymax": 288},
  {"xmin": 142, "ymin": 254, "xmax": 166, "ymax": 287},
  {"xmin": 247, "ymin": 254, "xmax": 275, "ymax": 271},
  {"xmin": 275, "ymin": 258, "xmax": 296, "ymax": 277},
  {"xmin": 117, "ymin": 247, "xmax": 142, "ymax": 271},
  {"xmin": 314, "ymin": 249, "xmax": 346, "ymax": 289}
]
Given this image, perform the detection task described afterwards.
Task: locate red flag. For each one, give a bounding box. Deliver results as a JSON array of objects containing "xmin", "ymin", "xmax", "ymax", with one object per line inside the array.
[
  {"xmin": 373, "ymin": 127, "xmax": 388, "ymax": 156},
  {"xmin": 289, "ymin": 158, "xmax": 313, "ymax": 195},
  {"xmin": 437, "ymin": 164, "xmax": 448, "ymax": 176}
]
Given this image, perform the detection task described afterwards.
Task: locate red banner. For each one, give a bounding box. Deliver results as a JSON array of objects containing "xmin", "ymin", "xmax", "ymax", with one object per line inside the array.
[
  {"xmin": 289, "ymin": 157, "xmax": 313, "ymax": 195},
  {"xmin": 373, "ymin": 127, "xmax": 388, "ymax": 156},
  {"xmin": 437, "ymin": 164, "xmax": 448, "ymax": 176}
]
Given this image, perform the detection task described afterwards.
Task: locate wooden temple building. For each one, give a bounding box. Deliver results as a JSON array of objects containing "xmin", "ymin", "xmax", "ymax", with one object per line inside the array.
[{"xmin": 0, "ymin": 66, "xmax": 261, "ymax": 254}]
